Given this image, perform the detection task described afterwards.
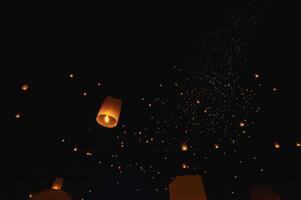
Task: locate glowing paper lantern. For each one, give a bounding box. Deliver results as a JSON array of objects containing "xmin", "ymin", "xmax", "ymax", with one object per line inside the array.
[
  {"xmin": 96, "ymin": 96, "xmax": 122, "ymax": 128},
  {"xmin": 169, "ymin": 175, "xmax": 207, "ymax": 200},
  {"xmin": 274, "ymin": 142, "xmax": 280, "ymax": 149},
  {"xmin": 21, "ymin": 83, "xmax": 29, "ymax": 91},
  {"xmin": 181, "ymin": 143, "xmax": 188, "ymax": 151},
  {"xmin": 250, "ymin": 185, "xmax": 281, "ymax": 200},
  {"xmin": 31, "ymin": 178, "xmax": 71, "ymax": 200},
  {"xmin": 52, "ymin": 178, "xmax": 63, "ymax": 190}
]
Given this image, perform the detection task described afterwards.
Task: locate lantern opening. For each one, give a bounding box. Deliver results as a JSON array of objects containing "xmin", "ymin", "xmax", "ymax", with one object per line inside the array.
[{"xmin": 97, "ymin": 114, "xmax": 118, "ymax": 128}]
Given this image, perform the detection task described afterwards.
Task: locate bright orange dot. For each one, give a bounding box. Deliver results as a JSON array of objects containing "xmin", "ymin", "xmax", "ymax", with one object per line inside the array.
[
  {"xmin": 29, "ymin": 193, "xmax": 33, "ymax": 198},
  {"xmin": 239, "ymin": 121, "xmax": 245, "ymax": 127},
  {"xmin": 296, "ymin": 142, "xmax": 301, "ymax": 147},
  {"xmin": 181, "ymin": 143, "xmax": 188, "ymax": 151},
  {"xmin": 69, "ymin": 73, "xmax": 74, "ymax": 78},
  {"xmin": 273, "ymin": 87, "xmax": 277, "ymax": 91},
  {"xmin": 15, "ymin": 113, "xmax": 21, "ymax": 119},
  {"xmin": 214, "ymin": 144, "xmax": 219, "ymax": 149},
  {"xmin": 21, "ymin": 83, "xmax": 29, "ymax": 91},
  {"xmin": 83, "ymin": 92, "xmax": 87, "ymax": 96},
  {"xmin": 182, "ymin": 163, "xmax": 188, "ymax": 169},
  {"xmin": 274, "ymin": 142, "xmax": 280, "ymax": 149},
  {"xmin": 255, "ymin": 73, "xmax": 259, "ymax": 78},
  {"xmin": 73, "ymin": 147, "xmax": 78, "ymax": 152}
]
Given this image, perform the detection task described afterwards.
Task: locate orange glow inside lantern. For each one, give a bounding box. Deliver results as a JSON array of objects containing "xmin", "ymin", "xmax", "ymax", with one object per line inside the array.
[
  {"xmin": 181, "ymin": 143, "xmax": 188, "ymax": 151},
  {"xmin": 274, "ymin": 142, "xmax": 280, "ymax": 149},
  {"xmin": 96, "ymin": 96, "xmax": 122, "ymax": 128},
  {"xmin": 52, "ymin": 178, "xmax": 63, "ymax": 190},
  {"xmin": 296, "ymin": 141, "xmax": 301, "ymax": 147}
]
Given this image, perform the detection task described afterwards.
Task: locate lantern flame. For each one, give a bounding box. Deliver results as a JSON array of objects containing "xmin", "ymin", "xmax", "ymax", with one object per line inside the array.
[
  {"xmin": 104, "ymin": 115, "xmax": 110, "ymax": 123},
  {"xmin": 274, "ymin": 142, "xmax": 280, "ymax": 149}
]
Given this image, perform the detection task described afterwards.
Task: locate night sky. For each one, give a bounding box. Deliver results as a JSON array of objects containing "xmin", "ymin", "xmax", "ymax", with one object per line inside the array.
[{"xmin": 3, "ymin": 1, "xmax": 301, "ymax": 200}]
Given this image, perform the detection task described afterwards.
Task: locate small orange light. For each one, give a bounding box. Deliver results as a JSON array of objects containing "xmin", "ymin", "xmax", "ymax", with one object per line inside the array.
[
  {"xmin": 15, "ymin": 113, "xmax": 21, "ymax": 119},
  {"xmin": 239, "ymin": 121, "xmax": 245, "ymax": 127},
  {"xmin": 274, "ymin": 142, "xmax": 280, "ymax": 149},
  {"xmin": 255, "ymin": 74, "xmax": 259, "ymax": 78},
  {"xmin": 214, "ymin": 144, "xmax": 219, "ymax": 149},
  {"xmin": 181, "ymin": 143, "xmax": 188, "ymax": 151},
  {"xmin": 21, "ymin": 83, "xmax": 29, "ymax": 91},
  {"xmin": 296, "ymin": 142, "xmax": 301, "ymax": 147}
]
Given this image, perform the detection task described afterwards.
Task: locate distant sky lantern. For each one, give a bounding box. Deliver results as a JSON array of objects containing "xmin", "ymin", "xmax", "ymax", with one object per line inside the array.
[
  {"xmin": 31, "ymin": 178, "xmax": 71, "ymax": 200},
  {"xmin": 239, "ymin": 121, "xmax": 245, "ymax": 127},
  {"xmin": 15, "ymin": 112, "xmax": 21, "ymax": 119},
  {"xmin": 96, "ymin": 96, "xmax": 122, "ymax": 128},
  {"xmin": 52, "ymin": 178, "xmax": 63, "ymax": 190},
  {"xmin": 181, "ymin": 143, "xmax": 188, "ymax": 151},
  {"xmin": 214, "ymin": 144, "xmax": 219, "ymax": 149},
  {"xmin": 273, "ymin": 142, "xmax": 280, "ymax": 149},
  {"xmin": 169, "ymin": 175, "xmax": 207, "ymax": 200},
  {"xmin": 21, "ymin": 83, "xmax": 29, "ymax": 91},
  {"xmin": 182, "ymin": 163, "xmax": 188, "ymax": 169},
  {"xmin": 296, "ymin": 141, "xmax": 301, "ymax": 147}
]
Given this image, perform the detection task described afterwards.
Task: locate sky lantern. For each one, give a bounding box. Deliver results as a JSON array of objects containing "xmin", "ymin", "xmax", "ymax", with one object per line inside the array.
[
  {"xmin": 181, "ymin": 143, "xmax": 188, "ymax": 151},
  {"xmin": 30, "ymin": 178, "xmax": 71, "ymax": 200},
  {"xmin": 273, "ymin": 142, "xmax": 280, "ymax": 149},
  {"xmin": 96, "ymin": 96, "xmax": 122, "ymax": 128},
  {"xmin": 21, "ymin": 83, "xmax": 29, "ymax": 91},
  {"xmin": 52, "ymin": 178, "xmax": 63, "ymax": 190},
  {"xmin": 249, "ymin": 185, "xmax": 281, "ymax": 200},
  {"xmin": 169, "ymin": 175, "xmax": 207, "ymax": 200}
]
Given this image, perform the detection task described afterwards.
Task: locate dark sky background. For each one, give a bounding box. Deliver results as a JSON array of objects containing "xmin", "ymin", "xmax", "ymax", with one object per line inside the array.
[{"xmin": 2, "ymin": 1, "xmax": 301, "ymax": 200}]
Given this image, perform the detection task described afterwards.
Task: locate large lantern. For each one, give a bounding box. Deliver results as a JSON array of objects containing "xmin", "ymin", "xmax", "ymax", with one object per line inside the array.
[
  {"xmin": 96, "ymin": 96, "xmax": 122, "ymax": 128},
  {"xmin": 169, "ymin": 175, "xmax": 207, "ymax": 200},
  {"xmin": 30, "ymin": 178, "xmax": 71, "ymax": 200},
  {"xmin": 250, "ymin": 185, "xmax": 281, "ymax": 200}
]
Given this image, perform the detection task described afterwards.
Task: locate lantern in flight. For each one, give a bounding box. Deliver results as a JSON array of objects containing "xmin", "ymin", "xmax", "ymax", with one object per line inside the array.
[
  {"xmin": 96, "ymin": 96, "xmax": 122, "ymax": 128},
  {"xmin": 52, "ymin": 178, "xmax": 63, "ymax": 190},
  {"xmin": 273, "ymin": 142, "xmax": 280, "ymax": 149},
  {"xmin": 181, "ymin": 143, "xmax": 188, "ymax": 151},
  {"xmin": 30, "ymin": 178, "xmax": 71, "ymax": 200},
  {"xmin": 169, "ymin": 175, "xmax": 207, "ymax": 200}
]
